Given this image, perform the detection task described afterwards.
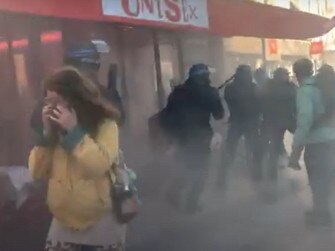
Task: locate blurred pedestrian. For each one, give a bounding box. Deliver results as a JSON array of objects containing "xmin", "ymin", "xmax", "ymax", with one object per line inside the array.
[
  {"xmin": 254, "ymin": 67, "xmax": 268, "ymax": 87},
  {"xmin": 29, "ymin": 67, "xmax": 126, "ymax": 250},
  {"xmin": 164, "ymin": 63, "xmax": 224, "ymax": 213},
  {"xmin": 260, "ymin": 68, "xmax": 297, "ymax": 180},
  {"xmin": 291, "ymin": 59, "xmax": 335, "ymax": 227},
  {"xmin": 221, "ymin": 65, "xmax": 262, "ymax": 184}
]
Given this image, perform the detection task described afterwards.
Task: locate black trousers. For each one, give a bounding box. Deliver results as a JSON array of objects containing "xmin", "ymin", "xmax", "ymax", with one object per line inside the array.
[
  {"xmin": 169, "ymin": 138, "xmax": 210, "ymax": 210},
  {"xmin": 305, "ymin": 140, "xmax": 335, "ymax": 213},
  {"xmin": 262, "ymin": 125, "xmax": 287, "ymax": 180},
  {"xmin": 223, "ymin": 122, "xmax": 262, "ymax": 181}
]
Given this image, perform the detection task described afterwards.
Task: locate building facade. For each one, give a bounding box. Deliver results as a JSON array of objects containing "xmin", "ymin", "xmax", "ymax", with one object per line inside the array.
[
  {"xmin": 0, "ymin": 2, "xmax": 226, "ymax": 165},
  {"xmin": 0, "ymin": 0, "xmax": 332, "ymax": 165},
  {"xmin": 222, "ymin": 0, "xmax": 335, "ymax": 77}
]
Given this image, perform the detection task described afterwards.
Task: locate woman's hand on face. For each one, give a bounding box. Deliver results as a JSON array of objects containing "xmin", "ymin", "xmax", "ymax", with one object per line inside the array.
[{"xmin": 49, "ymin": 105, "xmax": 78, "ymax": 132}]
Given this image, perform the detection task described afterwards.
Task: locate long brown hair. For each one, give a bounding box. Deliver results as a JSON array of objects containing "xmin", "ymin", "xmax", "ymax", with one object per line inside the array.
[{"xmin": 44, "ymin": 66, "xmax": 119, "ymax": 135}]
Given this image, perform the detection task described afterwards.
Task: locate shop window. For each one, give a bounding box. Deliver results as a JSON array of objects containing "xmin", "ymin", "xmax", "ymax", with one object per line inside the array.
[
  {"xmin": 40, "ymin": 30, "xmax": 63, "ymax": 76},
  {"xmin": 0, "ymin": 41, "xmax": 8, "ymax": 51},
  {"xmin": 12, "ymin": 38, "xmax": 29, "ymax": 49},
  {"xmin": 13, "ymin": 53, "xmax": 28, "ymax": 96},
  {"xmin": 41, "ymin": 30, "xmax": 62, "ymax": 44},
  {"xmin": 10, "ymin": 38, "xmax": 30, "ymax": 97},
  {"xmin": 0, "ymin": 14, "xmax": 63, "ymax": 165}
]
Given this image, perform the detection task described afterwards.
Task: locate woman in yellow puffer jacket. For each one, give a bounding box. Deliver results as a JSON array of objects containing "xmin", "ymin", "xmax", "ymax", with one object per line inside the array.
[{"xmin": 29, "ymin": 67, "xmax": 126, "ymax": 251}]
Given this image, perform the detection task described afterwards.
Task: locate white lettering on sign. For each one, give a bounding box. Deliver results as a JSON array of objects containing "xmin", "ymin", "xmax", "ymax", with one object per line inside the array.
[{"xmin": 102, "ymin": 0, "xmax": 209, "ymax": 28}]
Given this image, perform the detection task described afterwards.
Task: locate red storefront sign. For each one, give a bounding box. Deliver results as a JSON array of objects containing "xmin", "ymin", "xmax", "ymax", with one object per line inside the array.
[
  {"xmin": 267, "ymin": 39, "xmax": 278, "ymax": 55},
  {"xmin": 310, "ymin": 41, "xmax": 324, "ymax": 55},
  {"xmin": 0, "ymin": 0, "xmax": 209, "ymax": 31},
  {"xmin": 102, "ymin": 0, "xmax": 209, "ymax": 28}
]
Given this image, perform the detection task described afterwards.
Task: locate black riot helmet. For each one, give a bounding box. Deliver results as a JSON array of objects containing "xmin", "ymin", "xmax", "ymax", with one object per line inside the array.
[
  {"xmin": 64, "ymin": 41, "xmax": 101, "ymax": 71},
  {"xmin": 234, "ymin": 65, "xmax": 253, "ymax": 84},
  {"xmin": 188, "ymin": 63, "xmax": 212, "ymax": 86}
]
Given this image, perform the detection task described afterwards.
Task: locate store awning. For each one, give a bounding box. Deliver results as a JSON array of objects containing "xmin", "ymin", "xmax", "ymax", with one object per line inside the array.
[
  {"xmin": 209, "ymin": 0, "xmax": 335, "ymax": 39},
  {"xmin": 0, "ymin": 0, "xmax": 334, "ymax": 40}
]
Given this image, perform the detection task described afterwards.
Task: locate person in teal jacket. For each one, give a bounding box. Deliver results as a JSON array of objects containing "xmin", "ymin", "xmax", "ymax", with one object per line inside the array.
[{"xmin": 291, "ymin": 59, "xmax": 335, "ymax": 227}]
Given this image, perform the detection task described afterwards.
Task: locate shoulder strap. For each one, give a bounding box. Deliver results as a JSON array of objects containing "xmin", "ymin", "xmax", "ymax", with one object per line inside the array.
[
  {"xmin": 109, "ymin": 150, "xmax": 131, "ymax": 187},
  {"xmin": 109, "ymin": 150, "xmax": 122, "ymax": 184}
]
